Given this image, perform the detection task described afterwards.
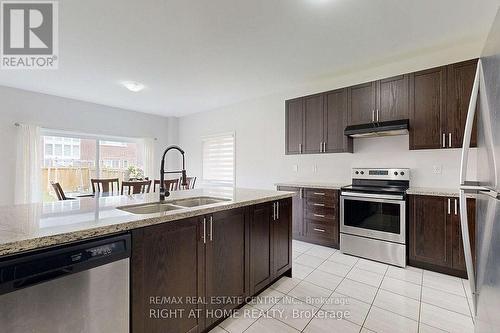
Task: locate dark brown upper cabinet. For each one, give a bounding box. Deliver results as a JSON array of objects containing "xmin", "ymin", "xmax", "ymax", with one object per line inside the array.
[
  {"xmin": 447, "ymin": 59, "xmax": 478, "ymax": 148},
  {"xmin": 410, "ymin": 59, "xmax": 478, "ymax": 150},
  {"xmin": 377, "ymin": 74, "xmax": 409, "ymax": 121},
  {"xmin": 285, "ymin": 98, "xmax": 304, "ymax": 154},
  {"xmin": 409, "ymin": 66, "xmax": 447, "ymax": 150},
  {"xmin": 324, "ymin": 88, "xmax": 353, "ymax": 153},
  {"xmin": 286, "ymin": 59, "xmax": 477, "ymax": 153},
  {"xmin": 348, "ymin": 81, "xmax": 377, "ymax": 125},
  {"xmin": 285, "ymin": 89, "xmax": 352, "ymax": 155},
  {"xmin": 303, "ymin": 94, "xmax": 325, "ymax": 153}
]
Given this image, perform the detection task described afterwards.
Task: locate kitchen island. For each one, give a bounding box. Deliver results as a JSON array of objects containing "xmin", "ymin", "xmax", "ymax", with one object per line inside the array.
[{"xmin": 0, "ymin": 188, "xmax": 294, "ymax": 333}]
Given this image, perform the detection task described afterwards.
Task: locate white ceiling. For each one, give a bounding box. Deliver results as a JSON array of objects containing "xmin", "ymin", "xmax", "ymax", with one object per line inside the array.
[{"xmin": 1, "ymin": 0, "xmax": 499, "ymax": 117}]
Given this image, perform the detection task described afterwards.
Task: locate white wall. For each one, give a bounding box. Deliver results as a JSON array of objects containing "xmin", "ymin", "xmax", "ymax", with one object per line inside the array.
[
  {"xmin": 179, "ymin": 44, "xmax": 479, "ymax": 190},
  {"xmin": 0, "ymin": 86, "xmax": 178, "ymax": 205}
]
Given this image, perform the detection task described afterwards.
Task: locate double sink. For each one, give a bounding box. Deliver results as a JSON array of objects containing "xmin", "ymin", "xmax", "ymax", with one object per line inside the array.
[{"xmin": 118, "ymin": 196, "xmax": 230, "ymax": 215}]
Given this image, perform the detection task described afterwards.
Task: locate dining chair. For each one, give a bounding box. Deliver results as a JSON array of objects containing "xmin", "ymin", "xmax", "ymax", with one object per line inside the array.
[
  {"xmin": 91, "ymin": 178, "xmax": 120, "ymax": 195},
  {"xmin": 121, "ymin": 180, "xmax": 152, "ymax": 195},
  {"xmin": 152, "ymin": 179, "xmax": 179, "ymax": 192},
  {"xmin": 51, "ymin": 182, "xmax": 75, "ymax": 201},
  {"xmin": 179, "ymin": 176, "xmax": 196, "ymax": 190}
]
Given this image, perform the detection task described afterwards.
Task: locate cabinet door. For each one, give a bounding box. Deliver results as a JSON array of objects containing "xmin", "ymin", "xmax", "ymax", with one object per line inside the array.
[
  {"xmin": 277, "ymin": 186, "xmax": 304, "ymax": 238},
  {"xmin": 409, "ymin": 195, "xmax": 451, "ymax": 267},
  {"xmin": 452, "ymin": 198, "xmax": 476, "ymax": 272},
  {"xmin": 377, "ymin": 74, "xmax": 409, "ymax": 121},
  {"xmin": 205, "ymin": 208, "xmax": 248, "ymax": 328},
  {"xmin": 303, "ymin": 94, "xmax": 324, "ymax": 154},
  {"xmin": 447, "ymin": 59, "xmax": 478, "ymax": 148},
  {"xmin": 285, "ymin": 98, "xmax": 304, "ymax": 154},
  {"xmin": 273, "ymin": 198, "xmax": 292, "ymax": 277},
  {"xmin": 324, "ymin": 88, "xmax": 352, "ymax": 153},
  {"xmin": 250, "ymin": 202, "xmax": 274, "ymax": 294},
  {"xmin": 131, "ymin": 218, "xmax": 205, "ymax": 333},
  {"xmin": 348, "ymin": 81, "xmax": 377, "ymax": 126},
  {"xmin": 409, "ymin": 67, "xmax": 447, "ymax": 150}
]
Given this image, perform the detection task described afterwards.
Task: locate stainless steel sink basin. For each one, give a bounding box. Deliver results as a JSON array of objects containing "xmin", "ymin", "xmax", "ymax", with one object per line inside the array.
[
  {"xmin": 170, "ymin": 196, "xmax": 230, "ymax": 207},
  {"xmin": 117, "ymin": 203, "xmax": 183, "ymax": 215},
  {"xmin": 117, "ymin": 196, "xmax": 230, "ymax": 214}
]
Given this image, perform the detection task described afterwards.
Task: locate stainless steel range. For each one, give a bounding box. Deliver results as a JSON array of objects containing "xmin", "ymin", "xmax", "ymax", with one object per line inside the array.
[{"xmin": 340, "ymin": 168, "xmax": 410, "ymax": 267}]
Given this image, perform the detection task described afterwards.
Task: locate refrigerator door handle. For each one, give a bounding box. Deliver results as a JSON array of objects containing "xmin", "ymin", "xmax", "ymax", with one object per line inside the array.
[
  {"xmin": 459, "ymin": 189, "xmax": 477, "ymax": 316},
  {"xmin": 460, "ymin": 60, "xmax": 481, "ymax": 185}
]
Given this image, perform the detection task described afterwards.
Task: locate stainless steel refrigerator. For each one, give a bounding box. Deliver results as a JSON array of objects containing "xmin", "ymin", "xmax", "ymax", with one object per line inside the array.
[{"xmin": 460, "ymin": 7, "xmax": 500, "ymax": 333}]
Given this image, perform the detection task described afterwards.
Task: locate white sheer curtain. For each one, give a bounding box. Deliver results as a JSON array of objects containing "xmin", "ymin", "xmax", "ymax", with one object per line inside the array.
[
  {"xmin": 142, "ymin": 138, "xmax": 156, "ymax": 181},
  {"xmin": 14, "ymin": 124, "xmax": 42, "ymax": 204}
]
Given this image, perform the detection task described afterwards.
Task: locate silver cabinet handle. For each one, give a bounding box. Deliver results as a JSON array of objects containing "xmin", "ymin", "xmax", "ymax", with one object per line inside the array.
[
  {"xmin": 448, "ymin": 198, "xmax": 451, "ymax": 215},
  {"xmin": 454, "ymin": 199, "xmax": 458, "ymax": 215},
  {"xmin": 202, "ymin": 218, "xmax": 206, "ymax": 244},
  {"xmin": 313, "ymin": 213, "xmax": 325, "ymax": 218},
  {"xmin": 313, "ymin": 203, "xmax": 325, "ymax": 207},
  {"xmin": 323, "ymin": 142, "xmax": 326, "ymax": 152},
  {"xmin": 449, "ymin": 133, "xmax": 452, "ymax": 148},
  {"xmin": 313, "ymin": 192, "xmax": 325, "ymax": 196},
  {"xmin": 313, "ymin": 228, "xmax": 326, "ymax": 233},
  {"xmin": 299, "ymin": 188, "xmax": 303, "ymax": 199},
  {"xmin": 299, "ymin": 143, "xmax": 302, "ymax": 154},
  {"xmin": 377, "ymin": 109, "xmax": 380, "ymax": 122},
  {"xmin": 372, "ymin": 110, "xmax": 375, "ymax": 122},
  {"xmin": 442, "ymin": 133, "xmax": 446, "ymax": 148},
  {"xmin": 209, "ymin": 216, "xmax": 213, "ymax": 241},
  {"xmin": 272, "ymin": 202, "xmax": 276, "ymax": 220},
  {"xmin": 276, "ymin": 202, "xmax": 279, "ymax": 220},
  {"xmin": 320, "ymin": 142, "xmax": 323, "ymax": 153}
]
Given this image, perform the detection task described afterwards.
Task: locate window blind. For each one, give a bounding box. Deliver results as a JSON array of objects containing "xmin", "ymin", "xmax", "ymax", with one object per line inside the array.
[{"xmin": 202, "ymin": 134, "xmax": 235, "ymax": 186}]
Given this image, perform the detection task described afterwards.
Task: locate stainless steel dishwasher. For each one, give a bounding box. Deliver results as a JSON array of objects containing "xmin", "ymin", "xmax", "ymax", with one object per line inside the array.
[{"xmin": 0, "ymin": 234, "xmax": 130, "ymax": 333}]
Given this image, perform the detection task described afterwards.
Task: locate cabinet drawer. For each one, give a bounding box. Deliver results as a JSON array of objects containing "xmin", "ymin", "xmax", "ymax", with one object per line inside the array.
[
  {"xmin": 305, "ymin": 221, "xmax": 335, "ymax": 238},
  {"xmin": 305, "ymin": 197, "xmax": 337, "ymax": 209},
  {"xmin": 305, "ymin": 207, "xmax": 336, "ymax": 223},
  {"xmin": 304, "ymin": 188, "xmax": 337, "ymax": 200}
]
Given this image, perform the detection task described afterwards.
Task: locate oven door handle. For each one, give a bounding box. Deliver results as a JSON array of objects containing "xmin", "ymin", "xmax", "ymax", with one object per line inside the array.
[{"xmin": 341, "ymin": 191, "xmax": 404, "ymax": 201}]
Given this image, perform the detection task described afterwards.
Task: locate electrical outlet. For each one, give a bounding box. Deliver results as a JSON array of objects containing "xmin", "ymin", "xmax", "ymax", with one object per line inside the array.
[
  {"xmin": 432, "ymin": 165, "xmax": 442, "ymax": 174},
  {"xmin": 292, "ymin": 164, "xmax": 298, "ymax": 172}
]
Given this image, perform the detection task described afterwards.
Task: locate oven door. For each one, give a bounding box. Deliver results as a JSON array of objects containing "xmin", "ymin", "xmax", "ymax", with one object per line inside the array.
[{"xmin": 341, "ymin": 192, "xmax": 406, "ymax": 244}]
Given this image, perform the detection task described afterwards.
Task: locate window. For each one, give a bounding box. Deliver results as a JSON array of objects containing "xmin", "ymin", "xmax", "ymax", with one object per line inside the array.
[
  {"xmin": 202, "ymin": 133, "xmax": 235, "ymax": 186},
  {"xmin": 41, "ymin": 132, "xmax": 146, "ymax": 202}
]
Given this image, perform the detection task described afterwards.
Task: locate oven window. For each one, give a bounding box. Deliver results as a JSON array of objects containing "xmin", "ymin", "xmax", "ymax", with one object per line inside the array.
[{"xmin": 343, "ymin": 198, "xmax": 401, "ymax": 234}]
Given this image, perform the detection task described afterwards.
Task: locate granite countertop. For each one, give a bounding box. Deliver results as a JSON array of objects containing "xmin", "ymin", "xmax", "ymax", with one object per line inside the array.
[
  {"xmin": 406, "ymin": 187, "xmax": 462, "ymax": 197},
  {"xmin": 275, "ymin": 181, "xmax": 346, "ymax": 190},
  {"xmin": 0, "ymin": 188, "xmax": 294, "ymax": 257}
]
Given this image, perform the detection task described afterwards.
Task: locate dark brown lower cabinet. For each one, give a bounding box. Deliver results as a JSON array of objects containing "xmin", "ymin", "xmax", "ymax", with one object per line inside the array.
[
  {"xmin": 249, "ymin": 198, "xmax": 292, "ymax": 295},
  {"xmin": 204, "ymin": 208, "xmax": 249, "ymax": 328},
  {"xmin": 277, "ymin": 186, "xmax": 339, "ymax": 249},
  {"xmin": 275, "ymin": 186, "xmax": 303, "ymax": 238},
  {"xmin": 132, "ymin": 201, "xmax": 292, "ymax": 333},
  {"xmin": 131, "ymin": 217, "xmax": 205, "ymax": 333},
  {"xmin": 409, "ymin": 195, "xmax": 475, "ymax": 278}
]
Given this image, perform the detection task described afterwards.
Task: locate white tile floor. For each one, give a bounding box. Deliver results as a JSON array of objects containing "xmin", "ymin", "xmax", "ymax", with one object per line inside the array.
[{"xmin": 210, "ymin": 240, "xmax": 474, "ymax": 333}]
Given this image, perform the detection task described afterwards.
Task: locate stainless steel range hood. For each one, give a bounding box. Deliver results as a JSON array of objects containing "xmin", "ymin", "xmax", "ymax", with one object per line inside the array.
[{"xmin": 344, "ymin": 119, "xmax": 409, "ymax": 138}]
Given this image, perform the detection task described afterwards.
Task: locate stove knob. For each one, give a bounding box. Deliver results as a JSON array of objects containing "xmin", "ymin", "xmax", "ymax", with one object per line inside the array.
[
  {"xmin": 355, "ymin": 171, "xmax": 359, "ymax": 175},
  {"xmin": 401, "ymin": 171, "xmax": 405, "ymax": 176},
  {"xmin": 360, "ymin": 171, "xmax": 364, "ymax": 175},
  {"xmin": 394, "ymin": 171, "xmax": 399, "ymax": 176}
]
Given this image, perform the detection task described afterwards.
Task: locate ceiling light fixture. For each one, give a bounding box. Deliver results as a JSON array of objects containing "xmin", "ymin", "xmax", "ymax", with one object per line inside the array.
[{"xmin": 121, "ymin": 81, "xmax": 145, "ymax": 92}]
